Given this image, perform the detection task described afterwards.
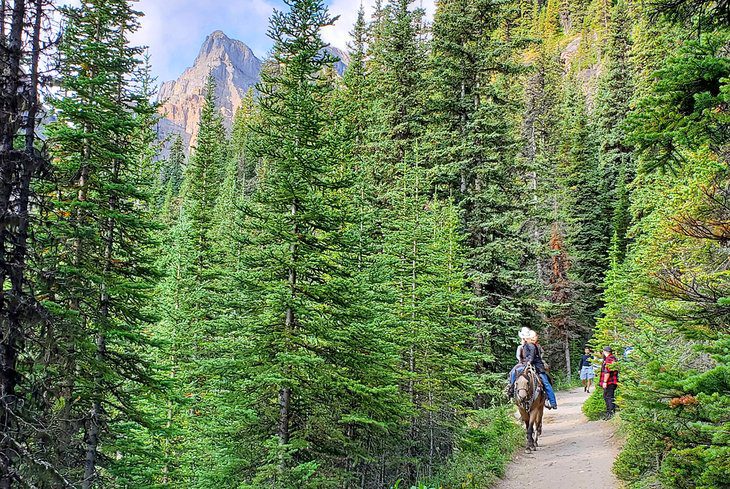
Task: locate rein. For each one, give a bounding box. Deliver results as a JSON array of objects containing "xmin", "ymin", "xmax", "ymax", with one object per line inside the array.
[{"xmin": 515, "ymin": 365, "xmax": 542, "ymax": 411}]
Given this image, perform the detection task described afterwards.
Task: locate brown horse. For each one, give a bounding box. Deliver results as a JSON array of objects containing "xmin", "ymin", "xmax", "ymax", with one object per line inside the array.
[{"xmin": 513, "ymin": 365, "xmax": 545, "ymax": 452}]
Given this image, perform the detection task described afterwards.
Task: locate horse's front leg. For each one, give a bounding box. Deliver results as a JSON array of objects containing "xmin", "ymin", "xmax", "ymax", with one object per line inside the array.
[{"xmin": 525, "ymin": 420, "xmax": 535, "ymax": 452}]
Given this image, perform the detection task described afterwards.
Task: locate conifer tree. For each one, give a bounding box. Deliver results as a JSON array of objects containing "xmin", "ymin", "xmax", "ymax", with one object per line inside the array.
[
  {"xmin": 595, "ymin": 0, "xmax": 635, "ymax": 260},
  {"xmin": 237, "ymin": 1, "xmax": 403, "ymax": 485},
  {"xmin": 158, "ymin": 134, "xmax": 186, "ymax": 209},
  {"xmin": 229, "ymin": 90, "xmax": 260, "ymax": 196},
  {"xmin": 556, "ymin": 77, "xmax": 608, "ymax": 341},
  {"xmin": 429, "ymin": 0, "xmax": 538, "ymax": 396},
  {"xmin": 42, "ymin": 0, "xmax": 159, "ymax": 484},
  {"xmin": 154, "ymin": 74, "xmax": 234, "ymax": 485},
  {"xmin": 0, "ymin": 0, "xmax": 56, "ymax": 484}
]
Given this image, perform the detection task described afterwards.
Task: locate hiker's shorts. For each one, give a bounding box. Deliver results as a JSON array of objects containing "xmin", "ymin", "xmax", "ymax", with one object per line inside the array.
[{"xmin": 580, "ymin": 365, "xmax": 595, "ymax": 380}]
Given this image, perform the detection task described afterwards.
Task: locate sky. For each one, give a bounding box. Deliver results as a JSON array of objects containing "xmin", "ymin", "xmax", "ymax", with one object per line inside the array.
[{"xmin": 128, "ymin": 0, "xmax": 437, "ymax": 84}]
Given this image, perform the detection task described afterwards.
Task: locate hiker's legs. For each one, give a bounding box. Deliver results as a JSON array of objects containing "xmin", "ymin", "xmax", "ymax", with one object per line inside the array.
[
  {"xmin": 603, "ymin": 384, "xmax": 616, "ymax": 416},
  {"xmin": 539, "ymin": 373, "xmax": 557, "ymax": 408}
]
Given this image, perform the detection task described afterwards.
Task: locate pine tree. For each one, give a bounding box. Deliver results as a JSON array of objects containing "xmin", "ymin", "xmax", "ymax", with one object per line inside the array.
[
  {"xmin": 556, "ymin": 77, "xmax": 608, "ymax": 342},
  {"xmin": 0, "ymin": 0, "xmax": 55, "ymax": 485},
  {"xmin": 42, "ymin": 0, "xmax": 159, "ymax": 484},
  {"xmin": 237, "ymin": 1, "xmax": 404, "ymax": 485},
  {"xmin": 182, "ymin": 74, "xmax": 228, "ymax": 272},
  {"xmin": 158, "ymin": 133, "xmax": 186, "ymax": 210},
  {"xmin": 229, "ymin": 90, "xmax": 260, "ymax": 196},
  {"xmin": 154, "ymin": 73, "xmax": 235, "ymax": 485},
  {"xmin": 429, "ymin": 0, "xmax": 538, "ymax": 397},
  {"xmin": 595, "ymin": 0, "xmax": 635, "ymax": 260}
]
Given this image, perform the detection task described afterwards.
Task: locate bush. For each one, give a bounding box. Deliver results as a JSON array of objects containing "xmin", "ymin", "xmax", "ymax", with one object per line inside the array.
[
  {"xmin": 551, "ymin": 370, "xmax": 584, "ymax": 390},
  {"xmin": 406, "ymin": 406, "xmax": 522, "ymax": 489},
  {"xmin": 582, "ymin": 386, "xmax": 606, "ymax": 420},
  {"xmin": 613, "ymin": 422, "xmax": 665, "ymax": 484}
]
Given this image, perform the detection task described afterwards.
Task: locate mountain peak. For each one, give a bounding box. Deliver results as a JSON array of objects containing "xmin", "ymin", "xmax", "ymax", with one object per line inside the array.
[
  {"xmin": 196, "ymin": 30, "xmax": 256, "ymax": 65},
  {"xmin": 209, "ymin": 29, "xmax": 228, "ymax": 39},
  {"xmin": 158, "ymin": 32, "xmax": 348, "ymax": 153}
]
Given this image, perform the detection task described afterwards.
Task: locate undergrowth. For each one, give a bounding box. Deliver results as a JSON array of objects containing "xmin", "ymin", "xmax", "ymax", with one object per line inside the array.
[{"xmin": 395, "ymin": 406, "xmax": 522, "ymax": 489}]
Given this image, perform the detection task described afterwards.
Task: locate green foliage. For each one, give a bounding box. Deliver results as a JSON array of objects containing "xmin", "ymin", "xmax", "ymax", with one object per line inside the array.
[
  {"xmin": 39, "ymin": 0, "xmax": 161, "ymax": 483},
  {"xmin": 582, "ymin": 387, "xmax": 606, "ymax": 421},
  {"xmin": 401, "ymin": 407, "xmax": 522, "ymax": 489},
  {"xmin": 17, "ymin": 0, "xmax": 730, "ymax": 487},
  {"xmin": 593, "ymin": 7, "xmax": 730, "ymax": 487}
]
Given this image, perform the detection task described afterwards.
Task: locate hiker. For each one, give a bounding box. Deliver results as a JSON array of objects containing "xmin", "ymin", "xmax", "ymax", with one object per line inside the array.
[
  {"xmin": 507, "ymin": 327, "xmax": 531, "ymax": 397},
  {"xmin": 579, "ymin": 346, "xmax": 595, "ymax": 393},
  {"xmin": 523, "ymin": 330, "xmax": 557, "ymax": 410},
  {"xmin": 600, "ymin": 346, "xmax": 619, "ymax": 419}
]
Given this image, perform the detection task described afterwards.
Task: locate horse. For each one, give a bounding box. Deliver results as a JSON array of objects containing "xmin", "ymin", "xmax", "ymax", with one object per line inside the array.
[{"xmin": 513, "ymin": 364, "xmax": 546, "ymax": 452}]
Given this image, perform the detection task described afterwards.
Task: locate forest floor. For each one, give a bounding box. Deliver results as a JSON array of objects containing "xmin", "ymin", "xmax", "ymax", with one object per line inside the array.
[{"xmin": 494, "ymin": 387, "xmax": 622, "ymax": 489}]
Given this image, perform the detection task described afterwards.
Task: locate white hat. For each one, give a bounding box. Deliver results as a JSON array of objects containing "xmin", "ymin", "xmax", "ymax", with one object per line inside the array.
[
  {"xmin": 518, "ymin": 327, "xmax": 531, "ymax": 339},
  {"xmin": 527, "ymin": 329, "xmax": 538, "ymax": 340}
]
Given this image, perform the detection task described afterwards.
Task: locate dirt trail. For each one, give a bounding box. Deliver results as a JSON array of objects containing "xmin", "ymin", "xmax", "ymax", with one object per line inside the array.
[{"xmin": 494, "ymin": 387, "xmax": 621, "ymax": 489}]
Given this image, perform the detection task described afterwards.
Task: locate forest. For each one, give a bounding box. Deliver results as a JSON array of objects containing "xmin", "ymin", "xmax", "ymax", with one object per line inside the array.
[{"xmin": 0, "ymin": 0, "xmax": 728, "ymax": 487}]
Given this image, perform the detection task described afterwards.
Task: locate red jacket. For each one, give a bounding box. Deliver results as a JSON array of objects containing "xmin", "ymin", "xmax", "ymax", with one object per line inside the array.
[{"xmin": 600, "ymin": 354, "xmax": 619, "ymax": 388}]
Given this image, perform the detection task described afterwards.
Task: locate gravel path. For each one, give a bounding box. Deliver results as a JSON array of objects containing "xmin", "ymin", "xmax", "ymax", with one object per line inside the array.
[{"xmin": 494, "ymin": 387, "xmax": 621, "ymax": 489}]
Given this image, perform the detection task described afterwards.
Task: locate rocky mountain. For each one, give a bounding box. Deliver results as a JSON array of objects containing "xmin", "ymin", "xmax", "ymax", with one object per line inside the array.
[{"xmin": 158, "ymin": 30, "xmax": 349, "ymax": 152}]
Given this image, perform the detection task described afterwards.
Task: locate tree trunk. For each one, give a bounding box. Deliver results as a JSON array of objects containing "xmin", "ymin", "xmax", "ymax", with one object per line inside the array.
[
  {"xmin": 564, "ymin": 333, "xmax": 571, "ymax": 379},
  {"xmin": 0, "ymin": 2, "xmax": 27, "ymax": 486},
  {"xmin": 278, "ymin": 199, "xmax": 297, "ymax": 472}
]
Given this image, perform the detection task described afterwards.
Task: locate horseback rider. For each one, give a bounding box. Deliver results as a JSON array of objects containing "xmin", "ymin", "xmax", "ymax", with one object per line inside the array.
[
  {"xmin": 507, "ymin": 327, "xmax": 530, "ymax": 396},
  {"xmin": 522, "ymin": 330, "xmax": 558, "ymax": 410}
]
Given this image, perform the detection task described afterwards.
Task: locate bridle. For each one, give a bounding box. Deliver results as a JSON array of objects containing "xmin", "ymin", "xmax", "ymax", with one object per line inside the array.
[{"xmin": 514, "ymin": 364, "xmax": 541, "ymax": 411}]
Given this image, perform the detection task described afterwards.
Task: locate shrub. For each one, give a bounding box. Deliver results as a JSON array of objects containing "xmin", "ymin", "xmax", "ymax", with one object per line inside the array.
[
  {"xmin": 582, "ymin": 386, "xmax": 606, "ymax": 420},
  {"xmin": 406, "ymin": 406, "xmax": 522, "ymax": 489}
]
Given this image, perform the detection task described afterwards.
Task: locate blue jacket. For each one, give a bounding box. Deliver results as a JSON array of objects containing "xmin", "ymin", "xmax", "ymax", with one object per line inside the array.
[{"xmin": 522, "ymin": 343, "xmax": 547, "ymax": 374}]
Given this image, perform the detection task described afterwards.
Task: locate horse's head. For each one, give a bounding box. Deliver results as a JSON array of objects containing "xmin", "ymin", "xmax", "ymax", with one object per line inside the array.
[{"xmin": 514, "ymin": 374, "xmax": 531, "ymax": 403}]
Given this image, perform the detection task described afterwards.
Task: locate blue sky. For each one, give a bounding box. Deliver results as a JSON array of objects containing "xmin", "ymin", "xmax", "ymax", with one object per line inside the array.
[{"xmin": 128, "ymin": 0, "xmax": 436, "ymax": 84}]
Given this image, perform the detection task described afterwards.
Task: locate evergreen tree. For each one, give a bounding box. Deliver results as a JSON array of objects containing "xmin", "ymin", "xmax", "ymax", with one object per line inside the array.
[
  {"xmin": 229, "ymin": 90, "xmax": 260, "ymax": 196},
  {"xmin": 154, "ymin": 73, "xmax": 235, "ymax": 485},
  {"xmin": 42, "ymin": 0, "xmax": 159, "ymax": 484},
  {"xmin": 429, "ymin": 0, "xmax": 538, "ymax": 396},
  {"xmin": 158, "ymin": 133, "xmax": 186, "ymax": 210},
  {"xmin": 237, "ymin": 1, "xmax": 403, "ymax": 486},
  {"xmin": 595, "ymin": 0, "xmax": 635, "ymax": 260},
  {"xmin": 556, "ymin": 77, "xmax": 608, "ymax": 343},
  {"xmin": 0, "ymin": 0, "xmax": 55, "ymax": 485}
]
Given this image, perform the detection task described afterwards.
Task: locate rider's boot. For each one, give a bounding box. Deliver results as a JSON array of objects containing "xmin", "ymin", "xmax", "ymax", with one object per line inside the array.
[{"xmin": 506, "ymin": 384, "xmax": 514, "ymax": 398}]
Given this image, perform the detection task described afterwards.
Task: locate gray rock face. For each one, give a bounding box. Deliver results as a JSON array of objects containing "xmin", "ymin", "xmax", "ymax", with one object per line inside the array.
[
  {"xmin": 158, "ymin": 30, "xmax": 348, "ymax": 152},
  {"xmin": 159, "ymin": 30, "xmax": 262, "ymax": 149}
]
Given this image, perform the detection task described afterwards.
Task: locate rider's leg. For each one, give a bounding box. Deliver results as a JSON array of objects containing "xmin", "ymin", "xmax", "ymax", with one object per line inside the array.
[
  {"xmin": 507, "ymin": 366, "xmax": 517, "ymax": 396},
  {"xmin": 507, "ymin": 365, "xmax": 525, "ymax": 396},
  {"xmin": 539, "ymin": 373, "xmax": 557, "ymax": 409}
]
